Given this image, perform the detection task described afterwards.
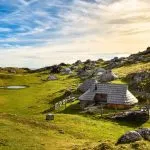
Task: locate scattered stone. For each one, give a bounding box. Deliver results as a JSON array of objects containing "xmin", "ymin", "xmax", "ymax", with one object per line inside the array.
[
  {"xmin": 8, "ymin": 69, "xmax": 16, "ymax": 74},
  {"xmin": 78, "ymin": 79, "xmax": 97, "ymax": 92},
  {"xmin": 74, "ymin": 60, "xmax": 82, "ymax": 65},
  {"xmin": 77, "ymin": 69, "xmax": 90, "ymax": 77},
  {"xmin": 50, "ymin": 65, "xmax": 61, "ymax": 73},
  {"xmin": 136, "ymin": 128, "xmax": 150, "ymax": 141},
  {"xmin": 94, "ymin": 68, "xmax": 106, "ymax": 76},
  {"xmin": 126, "ymin": 71, "xmax": 150, "ymax": 92},
  {"xmin": 59, "ymin": 62, "xmax": 67, "ymax": 67},
  {"xmin": 111, "ymin": 111, "xmax": 149, "ymax": 123},
  {"xmin": 47, "ymin": 75, "xmax": 58, "ymax": 80},
  {"xmin": 99, "ymin": 70, "xmax": 118, "ymax": 82},
  {"xmin": 61, "ymin": 68, "xmax": 72, "ymax": 74},
  {"xmin": 117, "ymin": 131, "xmax": 142, "ymax": 144},
  {"xmin": 46, "ymin": 114, "xmax": 54, "ymax": 121}
]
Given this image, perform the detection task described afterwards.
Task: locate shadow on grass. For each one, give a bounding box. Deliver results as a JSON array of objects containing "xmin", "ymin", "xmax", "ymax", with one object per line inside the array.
[
  {"xmin": 111, "ymin": 119, "xmax": 148, "ymax": 128},
  {"xmin": 42, "ymin": 99, "xmax": 149, "ymax": 128},
  {"xmin": 58, "ymin": 102, "xmax": 82, "ymax": 115},
  {"xmin": 60, "ymin": 104, "xmax": 149, "ymax": 128}
]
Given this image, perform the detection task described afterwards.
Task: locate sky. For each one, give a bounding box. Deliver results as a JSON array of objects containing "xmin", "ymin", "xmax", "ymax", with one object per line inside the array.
[{"xmin": 0, "ymin": 0, "xmax": 150, "ymax": 68}]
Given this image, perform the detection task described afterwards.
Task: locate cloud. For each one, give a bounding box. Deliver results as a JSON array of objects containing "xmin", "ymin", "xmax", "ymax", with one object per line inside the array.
[
  {"xmin": 0, "ymin": 27, "xmax": 12, "ymax": 32},
  {"xmin": 0, "ymin": 0, "xmax": 150, "ymax": 67}
]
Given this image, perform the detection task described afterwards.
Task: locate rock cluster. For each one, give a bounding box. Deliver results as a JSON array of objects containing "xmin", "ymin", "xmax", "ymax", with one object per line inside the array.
[
  {"xmin": 61, "ymin": 68, "xmax": 72, "ymax": 74},
  {"xmin": 112, "ymin": 111, "xmax": 149, "ymax": 123},
  {"xmin": 117, "ymin": 131, "xmax": 142, "ymax": 144},
  {"xmin": 47, "ymin": 75, "xmax": 58, "ymax": 80},
  {"xmin": 136, "ymin": 128, "xmax": 150, "ymax": 141},
  {"xmin": 126, "ymin": 71, "xmax": 150, "ymax": 92},
  {"xmin": 99, "ymin": 70, "xmax": 118, "ymax": 82},
  {"xmin": 78, "ymin": 79, "xmax": 96, "ymax": 92},
  {"xmin": 117, "ymin": 128, "xmax": 150, "ymax": 144},
  {"xmin": 107, "ymin": 47, "xmax": 150, "ymax": 69},
  {"xmin": 50, "ymin": 65, "xmax": 61, "ymax": 73}
]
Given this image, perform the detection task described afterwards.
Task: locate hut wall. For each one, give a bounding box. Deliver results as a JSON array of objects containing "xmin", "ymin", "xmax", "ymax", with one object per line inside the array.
[
  {"xmin": 80, "ymin": 100, "xmax": 93, "ymax": 109},
  {"xmin": 107, "ymin": 103, "xmax": 133, "ymax": 109}
]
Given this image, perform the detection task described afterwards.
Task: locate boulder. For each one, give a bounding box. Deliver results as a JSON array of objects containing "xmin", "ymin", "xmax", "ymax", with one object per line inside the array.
[
  {"xmin": 48, "ymin": 75, "xmax": 58, "ymax": 80},
  {"xmin": 126, "ymin": 71, "xmax": 150, "ymax": 92},
  {"xmin": 77, "ymin": 69, "xmax": 90, "ymax": 77},
  {"xmin": 99, "ymin": 70, "xmax": 118, "ymax": 82},
  {"xmin": 46, "ymin": 114, "xmax": 54, "ymax": 120},
  {"xmin": 74, "ymin": 60, "xmax": 82, "ymax": 65},
  {"xmin": 78, "ymin": 79, "xmax": 97, "ymax": 92},
  {"xmin": 84, "ymin": 59, "xmax": 92, "ymax": 64},
  {"xmin": 58, "ymin": 63, "xmax": 67, "ymax": 67},
  {"xmin": 117, "ymin": 131, "xmax": 142, "ymax": 144},
  {"xmin": 112, "ymin": 111, "xmax": 149, "ymax": 123},
  {"xmin": 62, "ymin": 68, "xmax": 72, "ymax": 74},
  {"xmin": 50, "ymin": 65, "xmax": 61, "ymax": 73},
  {"xmin": 136, "ymin": 128, "xmax": 150, "ymax": 141},
  {"xmin": 95, "ymin": 68, "xmax": 106, "ymax": 76}
]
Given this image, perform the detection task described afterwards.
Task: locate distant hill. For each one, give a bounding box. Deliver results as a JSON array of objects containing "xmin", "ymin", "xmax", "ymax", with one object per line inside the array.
[{"xmin": 0, "ymin": 47, "xmax": 149, "ymax": 73}]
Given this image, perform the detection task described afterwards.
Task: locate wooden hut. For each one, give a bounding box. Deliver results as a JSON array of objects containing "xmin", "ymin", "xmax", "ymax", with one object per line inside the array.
[{"xmin": 79, "ymin": 83, "xmax": 138, "ymax": 109}]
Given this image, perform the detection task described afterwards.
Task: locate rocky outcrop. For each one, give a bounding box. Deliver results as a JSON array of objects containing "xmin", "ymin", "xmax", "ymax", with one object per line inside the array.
[
  {"xmin": 61, "ymin": 68, "xmax": 72, "ymax": 74},
  {"xmin": 78, "ymin": 79, "xmax": 96, "ymax": 92},
  {"xmin": 107, "ymin": 47, "xmax": 150, "ymax": 69},
  {"xmin": 77, "ymin": 69, "xmax": 92, "ymax": 78},
  {"xmin": 126, "ymin": 71, "xmax": 150, "ymax": 92},
  {"xmin": 136, "ymin": 128, "xmax": 150, "ymax": 141},
  {"xmin": 112, "ymin": 111, "xmax": 149, "ymax": 123},
  {"xmin": 94, "ymin": 68, "xmax": 106, "ymax": 76},
  {"xmin": 99, "ymin": 70, "xmax": 118, "ymax": 82},
  {"xmin": 48, "ymin": 75, "xmax": 58, "ymax": 80},
  {"xmin": 50, "ymin": 65, "xmax": 61, "ymax": 73},
  {"xmin": 117, "ymin": 128, "xmax": 150, "ymax": 144},
  {"xmin": 74, "ymin": 60, "xmax": 82, "ymax": 66},
  {"xmin": 117, "ymin": 131, "xmax": 142, "ymax": 144}
]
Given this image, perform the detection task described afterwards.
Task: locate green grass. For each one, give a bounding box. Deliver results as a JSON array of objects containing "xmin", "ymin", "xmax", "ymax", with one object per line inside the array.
[
  {"xmin": 113, "ymin": 62, "xmax": 150, "ymax": 78},
  {"xmin": 0, "ymin": 70, "xmax": 150, "ymax": 150}
]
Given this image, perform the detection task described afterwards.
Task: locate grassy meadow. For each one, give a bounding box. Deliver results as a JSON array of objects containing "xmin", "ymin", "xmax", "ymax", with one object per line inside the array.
[{"xmin": 0, "ymin": 62, "xmax": 150, "ymax": 150}]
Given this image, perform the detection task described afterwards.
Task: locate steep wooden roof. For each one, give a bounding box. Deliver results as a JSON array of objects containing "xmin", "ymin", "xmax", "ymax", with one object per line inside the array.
[{"xmin": 79, "ymin": 83, "xmax": 138, "ymax": 105}]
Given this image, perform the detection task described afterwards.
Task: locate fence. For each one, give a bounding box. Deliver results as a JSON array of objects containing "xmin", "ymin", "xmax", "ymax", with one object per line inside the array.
[{"xmin": 54, "ymin": 96, "xmax": 76, "ymax": 110}]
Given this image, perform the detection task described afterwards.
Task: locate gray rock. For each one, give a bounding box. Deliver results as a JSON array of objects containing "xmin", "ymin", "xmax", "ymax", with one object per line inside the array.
[
  {"xmin": 78, "ymin": 79, "xmax": 97, "ymax": 92},
  {"xmin": 46, "ymin": 114, "xmax": 54, "ymax": 120},
  {"xmin": 94, "ymin": 68, "xmax": 106, "ymax": 76},
  {"xmin": 61, "ymin": 68, "xmax": 72, "ymax": 74},
  {"xmin": 99, "ymin": 70, "xmax": 118, "ymax": 82},
  {"xmin": 136, "ymin": 128, "xmax": 150, "ymax": 141},
  {"xmin": 112, "ymin": 111, "xmax": 149, "ymax": 123},
  {"xmin": 77, "ymin": 69, "xmax": 90, "ymax": 77},
  {"xmin": 117, "ymin": 131, "xmax": 142, "ymax": 144},
  {"xmin": 48, "ymin": 75, "xmax": 58, "ymax": 80}
]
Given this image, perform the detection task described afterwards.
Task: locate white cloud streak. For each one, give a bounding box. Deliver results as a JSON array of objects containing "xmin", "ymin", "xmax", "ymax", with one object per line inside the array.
[{"xmin": 0, "ymin": 0, "xmax": 150, "ymax": 67}]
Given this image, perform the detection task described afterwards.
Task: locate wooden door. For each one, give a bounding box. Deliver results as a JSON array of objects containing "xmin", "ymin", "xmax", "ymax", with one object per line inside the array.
[{"xmin": 94, "ymin": 93, "xmax": 107, "ymax": 104}]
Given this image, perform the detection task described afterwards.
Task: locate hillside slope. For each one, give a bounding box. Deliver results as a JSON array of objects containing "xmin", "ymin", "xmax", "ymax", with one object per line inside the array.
[{"xmin": 0, "ymin": 48, "xmax": 150, "ymax": 150}]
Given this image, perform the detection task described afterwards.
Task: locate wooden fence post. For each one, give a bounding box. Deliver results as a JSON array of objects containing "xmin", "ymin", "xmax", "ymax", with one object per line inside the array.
[
  {"xmin": 65, "ymin": 100, "xmax": 67, "ymax": 109},
  {"xmin": 100, "ymin": 104, "xmax": 103, "ymax": 117}
]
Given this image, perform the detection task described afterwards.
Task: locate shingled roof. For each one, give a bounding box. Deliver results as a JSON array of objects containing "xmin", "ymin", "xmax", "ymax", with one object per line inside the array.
[{"xmin": 79, "ymin": 83, "xmax": 138, "ymax": 105}]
